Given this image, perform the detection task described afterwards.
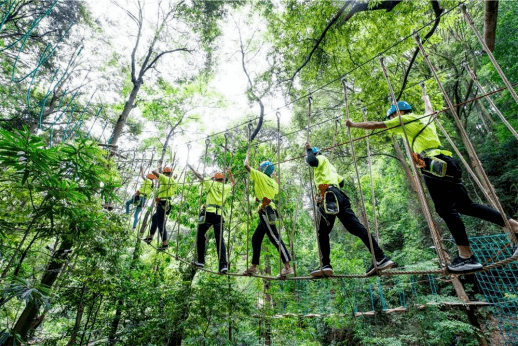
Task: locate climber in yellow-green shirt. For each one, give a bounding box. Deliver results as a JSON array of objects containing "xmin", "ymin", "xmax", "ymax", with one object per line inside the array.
[
  {"xmin": 346, "ymin": 84, "xmax": 518, "ymax": 272},
  {"xmin": 242, "ymin": 150, "xmax": 293, "ymax": 278},
  {"xmin": 188, "ymin": 164, "xmax": 235, "ymax": 274},
  {"xmin": 125, "ymin": 166, "xmax": 156, "ymax": 230},
  {"xmin": 143, "ymin": 166, "xmax": 178, "ymax": 251}
]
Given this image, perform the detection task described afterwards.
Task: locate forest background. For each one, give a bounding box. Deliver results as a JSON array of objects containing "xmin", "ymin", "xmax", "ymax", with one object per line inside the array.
[{"xmin": 0, "ymin": 0, "xmax": 518, "ymax": 345}]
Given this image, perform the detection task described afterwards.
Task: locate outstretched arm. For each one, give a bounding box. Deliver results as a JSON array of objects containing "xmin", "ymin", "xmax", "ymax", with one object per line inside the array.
[
  {"xmin": 244, "ymin": 150, "xmax": 251, "ymax": 173},
  {"xmin": 187, "ymin": 164, "xmax": 204, "ymax": 181},
  {"xmin": 152, "ymin": 167, "xmax": 161, "ymax": 177},
  {"xmin": 345, "ymin": 119, "xmax": 387, "ymax": 130},
  {"xmin": 421, "ymin": 83, "xmax": 434, "ymax": 115},
  {"xmin": 227, "ymin": 167, "xmax": 236, "ymax": 187}
]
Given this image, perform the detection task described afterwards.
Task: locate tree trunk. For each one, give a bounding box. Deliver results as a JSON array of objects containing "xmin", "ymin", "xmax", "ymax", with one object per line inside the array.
[
  {"xmin": 109, "ymin": 82, "xmax": 142, "ymax": 146},
  {"xmin": 66, "ymin": 284, "xmax": 87, "ymax": 346},
  {"xmin": 108, "ymin": 238, "xmax": 142, "ymax": 345},
  {"xmin": 483, "ymin": 1, "xmax": 499, "ymax": 53},
  {"xmin": 166, "ymin": 265, "xmax": 197, "ymax": 346},
  {"xmin": 159, "ymin": 126, "xmax": 175, "ymax": 167},
  {"xmin": 7, "ymin": 238, "xmax": 74, "ymax": 345}
]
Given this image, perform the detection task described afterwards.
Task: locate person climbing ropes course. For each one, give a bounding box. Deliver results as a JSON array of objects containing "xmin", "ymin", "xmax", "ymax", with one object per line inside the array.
[
  {"xmin": 305, "ymin": 143, "xmax": 394, "ymax": 277},
  {"xmin": 346, "ymin": 86, "xmax": 518, "ymax": 272},
  {"xmin": 188, "ymin": 164, "xmax": 236, "ymax": 274}
]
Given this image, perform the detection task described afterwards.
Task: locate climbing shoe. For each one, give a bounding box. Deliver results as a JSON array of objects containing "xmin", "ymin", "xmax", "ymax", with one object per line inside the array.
[
  {"xmin": 157, "ymin": 244, "xmax": 169, "ymax": 251},
  {"xmin": 277, "ymin": 267, "xmax": 294, "ymax": 278},
  {"xmin": 447, "ymin": 255, "xmax": 483, "ymax": 273},
  {"xmin": 142, "ymin": 237, "xmax": 152, "ymax": 244},
  {"xmin": 219, "ymin": 266, "xmax": 228, "ymax": 274},
  {"xmin": 193, "ymin": 261, "xmax": 204, "ymax": 268},
  {"xmin": 366, "ymin": 256, "xmax": 394, "ymax": 276},
  {"xmin": 310, "ymin": 265, "xmax": 333, "ymax": 277},
  {"xmin": 242, "ymin": 266, "xmax": 258, "ymax": 275}
]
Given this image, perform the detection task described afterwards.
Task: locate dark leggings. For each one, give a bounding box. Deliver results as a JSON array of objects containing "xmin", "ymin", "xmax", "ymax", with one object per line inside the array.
[
  {"xmin": 150, "ymin": 201, "xmax": 169, "ymax": 242},
  {"xmin": 423, "ymin": 154, "xmax": 506, "ymax": 246},
  {"xmin": 197, "ymin": 212, "xmax": 227, "ymax": 269},
  {"xmin": 318, "ymin": 187, "xmax": 384, "ymax": 266},
  {"xmin": 251, "ymin": 208, "xmax": 291, "ymax": 265}
]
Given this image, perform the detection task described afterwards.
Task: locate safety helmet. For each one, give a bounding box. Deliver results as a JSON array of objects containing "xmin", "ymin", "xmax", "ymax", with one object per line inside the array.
[
  {"xmin": 386, "ymin": 101, "xmax": 412, "ymax": 118},
  {"xmin": 163, "ymin": 167, "xmax": 172, "ymax": 174},
  {"xmin": 312, "ymin": 147, "xmax": 321, "ymax": 155},
  {"xmin": 259, "ymin": 161, "xmax": 275, "ymax": 176},
  {"xmin": 212, "ymin": 172, "xmax": 225, "ymax": 180},
  {"xmin": 147, "ymin": 173, "xmax": 157, "ymax": 180}
]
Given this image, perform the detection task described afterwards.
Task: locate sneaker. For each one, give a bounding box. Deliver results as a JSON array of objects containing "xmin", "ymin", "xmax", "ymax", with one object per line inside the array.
[
  {"xmin": 277, "ymin": 267, "xmax": 294, "ymax": 278},
  {"xmin": 366, "ymin": 256, "xmax": 394, "ymax": 276},
  {"xmin": 242, "ymin": 266, "xmax": 258, "ymax": 275},
  {"xmin": 132, "ymin": 227, "xmax": 136, "ymax": 230},
  {"xmin": 219, "ymin": 266, "xmax": 228, "ymax": 274},
  {"xmin": 157, "ymin": 244, "xmax": 169, "ymax": 251},
  {"xmin": 193, "ymin": 261, "xmax": 204, "ymax": 268},
  {"xmin": 310, "ymin": 265, "xmax": 333, "ymax": 277},
  {"xmin": 142, "ymin": 237, "xmax": 152, "ymax": 244},
  {"xmin": 448, "ymin": 255, "xmax": 483, "ymax": 273}
]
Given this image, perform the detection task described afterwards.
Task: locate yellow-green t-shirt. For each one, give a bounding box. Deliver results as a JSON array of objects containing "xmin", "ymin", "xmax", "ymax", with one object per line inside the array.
[
  {"xmin": 250, "ymin": 168, "xmax": 278, "ymax": 209},
  {"xmin": 313, "ymin": 155, "xmax": 340, "ymax": 186},
  {"xmin": 139, "ymin": 179, "xmax": 153, "ymax": 197},
  {"xmin": 157, "ymin": 174, "xmax": 177, "ymax": 198},
  {"xmin": 203, "ymin": 179, "xmax": 232, "ymax": 215},
  {"xmin": 384, "ymin": 113, "xmax": 452, "ymax": 157}
]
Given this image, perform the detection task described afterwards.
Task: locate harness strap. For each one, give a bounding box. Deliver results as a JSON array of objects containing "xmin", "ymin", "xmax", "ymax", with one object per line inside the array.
[{"xmin": 206, "ymin": 204, "xmax": 222, "ymax": 209}]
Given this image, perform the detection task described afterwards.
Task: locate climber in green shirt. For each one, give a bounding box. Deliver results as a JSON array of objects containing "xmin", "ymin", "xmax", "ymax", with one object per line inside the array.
[
  {"xmin": 242, "ymin": 149, "xmax": 293, "ymax": 278},
  {"xmin": 346, "ymin": 85, "xmax": 518, "ymax": 272},
  {"xmin": 188, "ymin": 164, "xmax": 235, "ymax": 274}
]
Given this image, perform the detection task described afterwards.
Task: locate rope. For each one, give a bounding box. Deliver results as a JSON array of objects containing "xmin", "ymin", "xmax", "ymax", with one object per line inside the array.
[
  {"xmin": 341, "ymin": 79, "xmax": 378, "ymax": 272},
  {"xmin": 362, "ymin": 107, "xmax": 380, "ymax": 242},
  {"xmin": 461, "ymin": 5, "xmax": 518, "ymax": 105},
  {"xmin": 306, "ymin": 96, "xmax": 325, "ymax": 274},
  {"xmin": 245, "ymin": 123, "xmax": 254, "ymax": 271},
  {"xmin": 275, "ymin": 112, "xmax": 285, "ymax": 273},
  {"xmin": 465, "ymin": 65, "xmax": 518, "ymax": 141},
  {"xmin": 175, "ymin": 144, "xmax": 191, "ymax": 255}
]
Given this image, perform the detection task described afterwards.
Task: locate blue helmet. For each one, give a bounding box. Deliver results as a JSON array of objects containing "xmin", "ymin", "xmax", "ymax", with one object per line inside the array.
[
  {"xmin": 260, "ymin": 161, "xmax": 275, "ymax": 176},
  {"xmin": 386, "ymin": 101, "xmax": 412, "ymax": 118},
  {"xmin": 312, "ymin": 147, "xmax": 321, "ymax": 155}
]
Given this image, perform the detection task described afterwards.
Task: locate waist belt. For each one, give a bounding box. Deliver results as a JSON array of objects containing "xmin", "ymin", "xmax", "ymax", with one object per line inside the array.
[
  {"xmin": 420, "ymin": 148, "xmax": 438, "ymax": 158},
  {"xmin": 206, "ymin": 204, "xmax": 222, "ymax": 209},
  {"xmin": 140, "ymin": 193, "xmax": 148, "ymax": 198}
]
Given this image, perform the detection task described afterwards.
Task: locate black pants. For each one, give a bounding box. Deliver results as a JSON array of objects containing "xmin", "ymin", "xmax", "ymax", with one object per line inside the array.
[
  {"xmin": 423, "ymin": 154, "xmax": 506, "ymax": 246},
  {"xmin": 251, "ymin": 208, "xmax": 291, "ymax": 265},
  {"xmin": 197, "ymin": 212, "xmax": 227, "ymax": 269},
  {"xmin": 318, "ymin": 186, "xmax": 384, "ymax": 266},
  {"xmin": 150, "ymin": 201, "xmax": 169, "ymax": 242}
]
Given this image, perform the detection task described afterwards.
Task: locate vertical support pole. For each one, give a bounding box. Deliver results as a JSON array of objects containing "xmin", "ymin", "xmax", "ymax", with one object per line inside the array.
[{"xmin": 341, "ymin": 79, "xmax": 378, "ymax": 271}]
